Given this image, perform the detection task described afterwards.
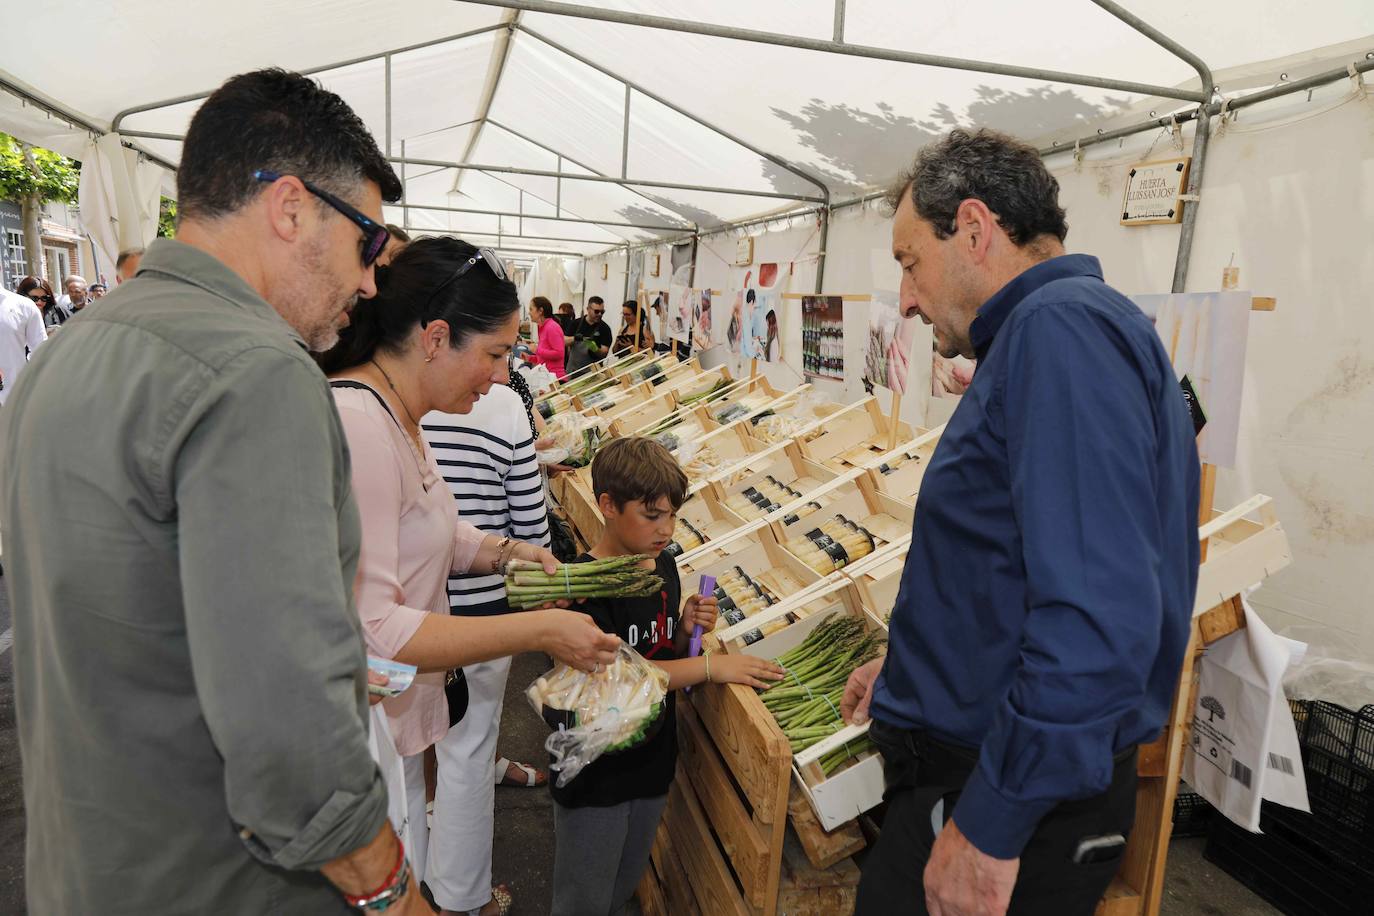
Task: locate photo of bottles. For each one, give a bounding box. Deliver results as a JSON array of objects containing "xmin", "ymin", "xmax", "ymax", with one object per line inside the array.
[{"xmin": 801, "ymin": 295, "xmax": 845, "ymax": 381}]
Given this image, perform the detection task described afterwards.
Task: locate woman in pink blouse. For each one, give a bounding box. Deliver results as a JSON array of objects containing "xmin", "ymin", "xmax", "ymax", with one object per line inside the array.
[
  {"xmin": 319, "ymin": 238, "xmax": 618, "ymax": 893},
  {"xmin": 525, "ymin": 296, "xmax": 566, "ymax": 379}
]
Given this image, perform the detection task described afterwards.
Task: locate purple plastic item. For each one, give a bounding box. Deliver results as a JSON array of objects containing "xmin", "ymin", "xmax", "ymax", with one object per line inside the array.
[{"xmin": 686, "ymin": 575, "xmax": 715, "ymax": 692}]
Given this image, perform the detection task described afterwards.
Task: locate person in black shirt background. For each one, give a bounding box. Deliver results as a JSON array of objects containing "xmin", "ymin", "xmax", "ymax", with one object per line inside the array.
[
  {"xmin": 565, "ymin": 296, "xmax": 612, "ymax": 374},
  {"xmin": 549, "ymin": 437, "xmax": 783, "ymax": 916}
]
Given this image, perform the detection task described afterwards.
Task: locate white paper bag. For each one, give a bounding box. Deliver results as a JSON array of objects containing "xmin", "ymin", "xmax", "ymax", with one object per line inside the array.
[
  {"xmin": 1183, "ymin": 598, "xmax": 1309, "ymax": 831},
  {"xmin": 367, "ymin": 705, "xmax": 412, "ymax": 852}
]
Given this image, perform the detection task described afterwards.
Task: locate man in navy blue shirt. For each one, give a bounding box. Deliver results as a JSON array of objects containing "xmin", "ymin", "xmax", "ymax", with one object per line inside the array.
[{"xmin": 843, "ymin": 129, "xmax": 1200, "ymax": 916}]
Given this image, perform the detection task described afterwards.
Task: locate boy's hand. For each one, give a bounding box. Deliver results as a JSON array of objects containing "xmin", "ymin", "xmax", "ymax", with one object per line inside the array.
[
  {"xmin": 683, "ymin": 594, "xmax": 718, "ymax": 634},
  {"xmin": 709, "ymin": 654, "xmax": 786, "ymax": 689}
]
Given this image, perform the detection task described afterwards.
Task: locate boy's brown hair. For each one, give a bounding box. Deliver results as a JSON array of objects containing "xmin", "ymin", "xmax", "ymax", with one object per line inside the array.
[{"xmin": 591, "ymin": 437, "xmax": 689, "ymax": 511}]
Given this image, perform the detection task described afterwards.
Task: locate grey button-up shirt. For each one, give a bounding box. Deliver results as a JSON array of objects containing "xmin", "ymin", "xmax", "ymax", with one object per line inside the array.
[{"xmin": 0, "ymin": 239, "xmax": 385, "ymax": 914}]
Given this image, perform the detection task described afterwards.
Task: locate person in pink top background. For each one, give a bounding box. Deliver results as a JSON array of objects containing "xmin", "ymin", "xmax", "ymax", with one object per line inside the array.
[
  {"xmin": 318, "ymin": 238, "xmax": 619, "ymax": 900},
  {"xmin": 524, "ymin": 296, "xmax": 566, "ymax": 380}
]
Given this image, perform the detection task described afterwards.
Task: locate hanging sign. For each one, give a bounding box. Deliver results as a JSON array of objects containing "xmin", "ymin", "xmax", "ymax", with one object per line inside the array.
[
  {"xmin": 735, "ymin": 236, "xmax": 755, "ymax": 266},
  {"xmin": 1121, "ymin": 157, "xmax": 1191, "ymax": 226}
]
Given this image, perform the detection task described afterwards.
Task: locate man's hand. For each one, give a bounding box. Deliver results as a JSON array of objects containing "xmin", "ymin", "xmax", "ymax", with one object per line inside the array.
[
  {"xmin": 841, "ymin": 657, "xmax": 884, "ymax": 724},
  {"xmin": 924, "ymin": 818, "xmax": 1019, "ymax": 916}
]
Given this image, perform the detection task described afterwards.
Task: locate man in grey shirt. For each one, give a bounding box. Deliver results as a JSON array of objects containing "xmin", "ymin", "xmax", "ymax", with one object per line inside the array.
[{"xmin": 0, "ymin": 70, "xmax": 433, "ymax": 914}]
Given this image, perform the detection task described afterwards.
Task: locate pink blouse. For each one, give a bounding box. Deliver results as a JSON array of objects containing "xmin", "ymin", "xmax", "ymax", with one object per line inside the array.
[
  {"xmin": 530, "ymin": 317, "xmax": 566, "ymax": 380},
  {"xmin": 333, "ymin": 385, "xmax": 486, "ymax": 756}
]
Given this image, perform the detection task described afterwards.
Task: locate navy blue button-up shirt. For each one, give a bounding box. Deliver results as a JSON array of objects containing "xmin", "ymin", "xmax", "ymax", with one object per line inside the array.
[{"xmin": 871, "ymin": 254, "xmax": 1200, "ymax": 859}]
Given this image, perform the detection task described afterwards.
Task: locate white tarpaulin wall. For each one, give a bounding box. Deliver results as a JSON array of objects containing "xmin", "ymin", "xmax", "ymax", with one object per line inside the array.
[{"xmin": 2, "ymin": 2, "xmax": 1374, "ymax": 652}]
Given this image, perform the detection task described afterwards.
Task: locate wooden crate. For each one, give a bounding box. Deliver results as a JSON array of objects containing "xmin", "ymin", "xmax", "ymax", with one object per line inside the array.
[
  {"xmin": 861, "ymin": 424, "xmax": 946, "ymax": 500},
  {"xmin": 1192, "ymin": 494, "xmax": 1291, "ymax": 618},
  {"xmin": 610, "ymin": 365, "xmax": 733, "ymax": 435},
  {"xmin": 777, "ymin": 829, "xmax": 862, "ymax": 916},
  {"xmin": 680, "ymin": 422, "xmax": 772, "ymax": 495},
  {"xmin": 714, "ymin": 440, "xmax": 841, "ymax": 524},
  {"xmin": 841, "ymin": 536, "xmax": 911, "ymax": 626},
  {"xmin": 667, "ymin": 488, "xmax": 751, "ymax": 560},
  {"xmin": 699, "ymin": 376, "xmax": 792, "ymax": 431},
  {"xmin": 685, "ymin": 532, "xmax": 827, "ymax": 638},
  {"xmin": 663, "ymin": 673, "xmax": 794, "ymax": 916},
  {"xmin": 771, "ymin": 484, "xmax": 914, "ymax": 580},
  {"xmin": 787, "ymin": 782, "xmax": 866, "ymax": 871},
  {"xmin": 549, "ymin": 472, "xmax": 603, "ymax": 547},
  {"xmin": 575, "ymin": 378, "xmax": 655, "ymax": 417},
  {"xmin": 798, "ymin": 397, "xmax": 914, "ymax": 471},
  {"xmin": 723, "ymin": 578, "xmax": 888, "ymax": 832}
]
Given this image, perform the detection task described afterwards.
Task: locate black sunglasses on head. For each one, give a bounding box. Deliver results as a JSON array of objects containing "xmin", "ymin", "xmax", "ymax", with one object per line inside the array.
[
  {"xmin": 422, "ymin": 247, "xmax": 509, "ymax": 314},
  {"xmin": 253, "ymin": 169, "xmax": 390, "ymax": 266},
  {"xmin": 29, "ymin": 294, "xmax": 53, "ymax": 303}
]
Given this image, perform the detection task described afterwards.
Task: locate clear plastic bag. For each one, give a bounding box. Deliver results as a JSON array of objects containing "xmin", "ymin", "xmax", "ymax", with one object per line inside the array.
[
  {"xmin": 527, "ymin": 643, "xmax": 672, "ymax": 787},
  {"xmin": 543, "ymin": 412, "xmax": 602, "ymax": 468},
  {"xmin": 518, "ymin": 362, "xmax": 558, "ymax": 395},
  {"xmin": 1280, "ymin": 624, "xmax": 1374, "ymax": 714}
]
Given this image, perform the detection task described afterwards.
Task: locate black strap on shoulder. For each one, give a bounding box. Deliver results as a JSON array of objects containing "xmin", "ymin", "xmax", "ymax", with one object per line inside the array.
[{"xmin": 330, "ymin": 379, "xmax": 405, "ymax": 436}]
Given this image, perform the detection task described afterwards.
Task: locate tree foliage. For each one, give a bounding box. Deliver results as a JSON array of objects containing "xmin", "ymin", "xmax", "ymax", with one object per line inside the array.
[
  {"xmin": 158, "ymin": 197, "xmax": 177, "ymax": 238},
  {"xmin": 0, "ymin": 133, "xmax": 80, "ymax": 204}
]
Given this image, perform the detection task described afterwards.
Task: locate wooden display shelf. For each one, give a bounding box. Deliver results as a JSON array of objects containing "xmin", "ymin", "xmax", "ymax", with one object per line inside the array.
[
  {"xmin": 800, "ymin": 396, "xmax": 914, "ymax": 471},
  {"xmin": 771, "ymin": 484, "xmax": 914, "ymax": 579},
  {"xmin": 841, "ymin": 535, "xmax": 912, "ymax": 626},
  {"xmin": 573, "ymin": 378, "xmax": 654, "ymax": 417},
  {"xmin": 859, "ymin": 424, "xmax": 946, "ymax": 501},
  {"xmin": 724, "ymin": 578, "xmax": 888, "ymax": 832},
  {"xmin": 698, "ymin": 376, "xmax": 793, "ymax": 432},
  {"xmin": 669, "ymin": 489, "xmax": 750, "ymax": 560},
  {"xmin": 714, "ymin": 440, "xmax": 841, "ymax": 524}
]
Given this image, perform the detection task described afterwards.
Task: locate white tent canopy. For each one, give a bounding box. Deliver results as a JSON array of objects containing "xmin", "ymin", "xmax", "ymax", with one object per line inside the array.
[{"xmin": 3, "ymin": 1, "xmax": 1371, "ymax": 261}]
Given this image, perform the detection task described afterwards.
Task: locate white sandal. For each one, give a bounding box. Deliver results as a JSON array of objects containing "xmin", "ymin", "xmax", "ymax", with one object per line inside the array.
[{"xmin": 495, "ymin": 755, "xmax": 547, "ymax": 787}]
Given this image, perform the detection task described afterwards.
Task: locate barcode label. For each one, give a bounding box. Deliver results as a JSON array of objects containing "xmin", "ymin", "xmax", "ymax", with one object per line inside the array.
[
  {"xmin": 1267, "ymin": 753, "xmax": 1296, "ymax": 776},
  {"xmin": 1230, "ymin": 759, "xmax": 1253, "ymax": 788}
]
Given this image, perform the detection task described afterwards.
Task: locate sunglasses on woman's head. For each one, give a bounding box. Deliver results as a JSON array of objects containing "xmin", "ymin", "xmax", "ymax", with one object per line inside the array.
[
  {"xmin": 253, "ymin": 169, "xmax": 390, "ymax": 266},
  {"xmin": 423, "ymin": 247, "xmax": 509, "ymax": 314}
]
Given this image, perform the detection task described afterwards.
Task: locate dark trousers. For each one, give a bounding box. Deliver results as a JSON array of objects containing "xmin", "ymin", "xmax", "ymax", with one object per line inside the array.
[{"xmin": 855, "ymin": 721, "xmax": 1137, "ymax": 916}]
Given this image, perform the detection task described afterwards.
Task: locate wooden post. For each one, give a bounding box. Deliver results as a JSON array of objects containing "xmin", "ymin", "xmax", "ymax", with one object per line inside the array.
[
  {"xmin": 751, "ymin": 357, "xmax": 759, "ymax": 379},
  {"xmin": 887, "ymin": 390, "xmax": 902, "ymax": 451}
]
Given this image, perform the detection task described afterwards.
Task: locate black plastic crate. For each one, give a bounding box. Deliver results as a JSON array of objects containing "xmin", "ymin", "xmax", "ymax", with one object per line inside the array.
[
  {"xmin": 1205, "ymin": 805, "xmax": 1374, "ymax": 916},
  {"xmin": 1171, "ymin": 787, "xmax": 1214, "ymax": 838},
  {"xmin": 1285, "ymin": 699, "xmax": 1374, "ymax": 869}
]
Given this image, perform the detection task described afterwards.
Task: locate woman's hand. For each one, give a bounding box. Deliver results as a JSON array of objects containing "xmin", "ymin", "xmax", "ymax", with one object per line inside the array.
[
  {"xmin": 366, "ymin": 670, "xmax": 390, "ymax": 707},
  {"xmin": 683, "ymin": 594, "xmax": 718, "ymax": 634},
  {"xmin": 708, "ymin": 654, "xmax": 786, "ymax": 689},
  {"xmin": 535, "ymin": 609, "xmax": 621, "ymax": 672},
  {"xmin": 515, "ymin": 542, "xmax": 561, "ymax": 575}
]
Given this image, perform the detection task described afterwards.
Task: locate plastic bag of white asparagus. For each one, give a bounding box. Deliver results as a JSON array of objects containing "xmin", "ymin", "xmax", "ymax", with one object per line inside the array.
[{"xmin": 527, "ymin": 642, "xmax": 671, "ymax": 787}]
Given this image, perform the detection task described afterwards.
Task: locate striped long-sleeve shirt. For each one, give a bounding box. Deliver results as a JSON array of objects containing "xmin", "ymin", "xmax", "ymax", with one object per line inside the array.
[{"xmin": 422, "ymin": 384, "xmax": 550, "ymax": 615}]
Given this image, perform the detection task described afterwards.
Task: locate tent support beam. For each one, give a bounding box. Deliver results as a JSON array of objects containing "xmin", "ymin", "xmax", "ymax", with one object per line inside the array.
[
  {"xmin": 516, "ymin": 25, "xmax": 831, "ymax": 199},
  {"xmin": 487, "ymin": 119, "xmax": 700, "ymax": 231},
  {"xmin": 1089, "ymin": 0, "xmax": 1215, "ymax": 293},
  {"xmin": 832, "ymin": 0, "xmax": 846, "ymax": 43},
  {"xmin": 384, "ymin": 201, "xmax": 683, "ymax": 232},
  {"xmin": 385, "ymin": 155, "xmax": 826, "ymax": 202},
  {"xmin": 452, "ymin": 13, "xmax": 521, "ymax": 197},
  {"xmin": 110, "ymin": 22, "xmax": 511, "ymax": 131},
  {"xmin": 404, "ymin": 226, "xmax": 620, "ymax": 247},
  {"xmin": 466, "ymin": 2, "xmax": 1206, "ymax": 102}
]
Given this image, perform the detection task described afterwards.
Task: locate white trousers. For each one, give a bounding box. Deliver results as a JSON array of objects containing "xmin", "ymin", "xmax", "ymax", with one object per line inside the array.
[{"xmin": 426, "ymin": 656, "xmax": 512, "ymax": 912}]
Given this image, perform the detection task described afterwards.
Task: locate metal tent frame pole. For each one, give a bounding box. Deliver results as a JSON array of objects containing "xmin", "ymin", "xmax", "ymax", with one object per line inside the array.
[
  {"xmin": 466, "ymin": 1, "xmax": 1206, "ymax": 103},
  {"xmin": 383, "ymin": 201, "xmax": 683, "ymax": 232}
]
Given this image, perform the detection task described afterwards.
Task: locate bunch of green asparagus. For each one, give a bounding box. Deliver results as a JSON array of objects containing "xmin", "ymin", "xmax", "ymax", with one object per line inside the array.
[
  {"xmin": 504, "ymin": 555, "xmax": 664, "ymax": 609},
  {"xmin": 759, "ymin": 614, "xmax": 884, "ymax": 756}
]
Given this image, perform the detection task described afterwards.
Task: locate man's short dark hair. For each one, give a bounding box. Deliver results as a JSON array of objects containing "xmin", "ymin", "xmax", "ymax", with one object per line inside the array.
[
  {"xmin": 587, "ymin": 296, "xmax": 604, "ymax": 307},
  {"xmin": 885, "ymin": 128, "xmax": 1067, "ymax": 247},
  {"xmin": 177, "ymin": 68, "xmax": 402, "ymax": 222},
  {"xmin": 115, "ymin": 247, "xmax": 143, "ymax": 271}
]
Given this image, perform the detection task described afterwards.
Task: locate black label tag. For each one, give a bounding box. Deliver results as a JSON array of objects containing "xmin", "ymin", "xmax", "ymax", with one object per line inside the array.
[
  {"xmin": 665, "ymin": 540, "xmax": 684, "ymax": 557},
  {"xmin": 1180, "ymin": 374, "xmax": 1208, "ymax": 436},
  {"xmin": 718, "ymin": 594, "xmax": 737, "ymax": 613},
  {"xmin": 741, "ymin": 628, "xmax": 765, "ymax": 645},
  {"xmin": 537, "ymin": 401, "xmax": 555, "ymax": 419},
  {"xmin": 724, "ymin": 608, "xmax": 746, "ymax": 625},
  {"xmin": 823, "ymin": 540, "xmax": 851, "ymax": 567}
]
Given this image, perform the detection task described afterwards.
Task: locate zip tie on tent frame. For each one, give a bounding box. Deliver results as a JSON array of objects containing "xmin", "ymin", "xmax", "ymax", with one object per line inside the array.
[
  {"xmin": 1350, "ymin": 62, "xmax": 1367, "ymax": 100},
  {"xmin": 1215, "ymin": 96, "xmax": 1234, "ymax": 138},
  {"xmin": 1169, "ymin": 113, "xmax": 1184, "ymax": 151},
  {"xmin": 1073, "ymin": 139, "xmax": 1084, "ymax": 172}
]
